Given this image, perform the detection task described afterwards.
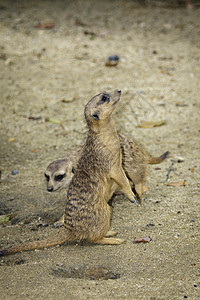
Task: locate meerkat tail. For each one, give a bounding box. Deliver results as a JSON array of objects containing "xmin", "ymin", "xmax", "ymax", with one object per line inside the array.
[
  {"xmin": 0, "ymin": 229, "xmax": 70, "ymax": 257},
  {"xmin": 148, "ymin": 151, "xmax": 169, "ymax": 164}
]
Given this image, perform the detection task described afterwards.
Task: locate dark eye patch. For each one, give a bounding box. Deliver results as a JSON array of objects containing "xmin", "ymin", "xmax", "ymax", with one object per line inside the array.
[
  {"xmin": 71, "ymin": 167, "xmax": 75, "ymax": 174},
  {"xmin": 55, "ymin": 174, "xmax": 66, "ymax": 181},
  {"xmin": 97, "ymin": 93, "xmax": 110, "ymax": 105},
  {"xmin": 92, "ymin": 112, "xmax": 99, "ymax": 120},
  {"xmin": 44, "ymin": 174, "xmax": 50, "ymax": 181}
]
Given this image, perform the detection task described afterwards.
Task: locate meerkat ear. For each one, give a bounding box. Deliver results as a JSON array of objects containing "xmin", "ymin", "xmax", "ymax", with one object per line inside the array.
[{"xmin": 92, "ymin": 112, "xmax": 99, "ymax": 120}]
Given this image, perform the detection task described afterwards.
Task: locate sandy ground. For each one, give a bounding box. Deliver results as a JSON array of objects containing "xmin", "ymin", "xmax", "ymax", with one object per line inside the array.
[{"xmin": 0, "ymin": 0, "xmax": 200, "ymax": 299}]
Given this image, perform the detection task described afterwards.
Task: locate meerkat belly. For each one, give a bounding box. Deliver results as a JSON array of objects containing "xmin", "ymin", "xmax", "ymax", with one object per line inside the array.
[
  {"xmin": 98, "ymin": 174, "xmax": 117, "ymax": 201},
  {"xmin": 64, "ymin": 198, "xmax": 111, "ymax": 241},
  {"xmin": 64, "ymin": 176, "xmax": 112, "ymax": 241}
]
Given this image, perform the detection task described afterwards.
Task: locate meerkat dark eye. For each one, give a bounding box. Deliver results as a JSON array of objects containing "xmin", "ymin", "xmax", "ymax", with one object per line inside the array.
[
  {"xmin": 102, "ymin": 95, "xmax": 108, "ymax": 102},
  {"xmin": 98, "ymin": 94, "xmax": 110, "ymax": 105},
  {"xmin": 55, "ymin": 174, "xmax": 65, "ymax": 181},
  {"xmin": 44, "ymin": 174, "xmax": 50, "ymax": 181},
  {"xmin": 92, "ymin": 112, "xmax": 99, "ymax": 120},
  {"xmin": 71, "ymin": 167, "xmax": 75, "ymax": 174},
  {"xmin": 100, "ymin": 94, "xmax": 110, "ymax": 104}
]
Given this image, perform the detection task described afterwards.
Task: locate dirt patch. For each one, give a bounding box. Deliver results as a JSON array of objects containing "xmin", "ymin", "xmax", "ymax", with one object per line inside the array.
[
  {"xmin": 51, "ymin": 264, "xmax": 121, "ymax": 280},
  {"xmin": 0, "ymin": 1, "xmax": 200, "ymax": 299}
]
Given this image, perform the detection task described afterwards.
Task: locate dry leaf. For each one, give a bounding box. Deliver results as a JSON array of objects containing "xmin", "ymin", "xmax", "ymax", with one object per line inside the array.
[
  {"xmin": 74, "ymin": 17, "xmax": 86, "ymax": 26},
  {"xmin": 28, "ymin": 116, "xmax": 42, "ymax": 121},
  {"xmin": 190, "ymin": 167, "xmax": 194, "ymax": 173},
  {"xmin": 45, "ymin": 118, "xmax": 61, "ymax": 124},
  {"xmin": 0, "ymin": 214, "xmax": 12, "ymax": 224},
  {"xmin": 35, "ymin": 22, "xmax": 55, "ymax": 29},
  {"xmin": 8, "ymin": 138, "xmax": 15, "ymax": 142},
  {"xmin": 137, "ymin": 120, "xmax": 166, "ymax": 128},
  {"xmin": 61, "ymin": 99, "xmax": 74, "ymax": 103},
  {"xmin": 175, "ymin": 102, "xmax": 188, "ymax": 107},
  {"xmin": 167, "ymin": 180, "xmax": 186, "ymax": 187},
  {"xmin": 143, "ymin": 186, "xmax": 148, "ymax": 193},
  {"xmin": 133, "ymin": 236, "xmax": 152, "ymax": 243},
  {"xmin": 84, "ymin": 30, "xmax": 96, "ymax": 36}
]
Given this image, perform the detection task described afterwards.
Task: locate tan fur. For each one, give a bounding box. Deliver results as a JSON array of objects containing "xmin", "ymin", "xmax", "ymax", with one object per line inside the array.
[
  {"xmin": 119, "ymin": 133, "xmax": 168, "ymax": 198},
  {"xmin": 0, "ymin": 90, "xmax": 137, "ymax": 256},
  {"xmin": 45, "ymin": 136, "xmax": 169, "ymax": 197},
  {"xmin": 45, "ymin": 146, "xmax": 83, "ymax": 192}
]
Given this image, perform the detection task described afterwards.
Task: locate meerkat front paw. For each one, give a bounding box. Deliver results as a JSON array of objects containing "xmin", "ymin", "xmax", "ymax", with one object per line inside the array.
[{"xmin": 129, "ymin": 194, "xmax": 139, "ymax": 204}]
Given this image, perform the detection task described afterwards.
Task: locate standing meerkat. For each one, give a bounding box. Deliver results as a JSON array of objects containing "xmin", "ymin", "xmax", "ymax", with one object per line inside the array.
[
  {"xmin": 45, "ymin": 135, "xmax": 169, "ymax": 196},
  {"xmin": 0, "ymin": 90, "xmax": 137, "ymax": 256},
  {"xmin": 45, "ymin": 136, "xmax": 168, "ymax": 227}
]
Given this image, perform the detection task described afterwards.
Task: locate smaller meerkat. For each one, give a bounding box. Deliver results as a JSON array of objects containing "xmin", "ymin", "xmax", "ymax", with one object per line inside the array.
[
  {"xmin": 45, "ymin": 145, "xmax": 83, "ymax": 193},
  {"xmin": 0, "ymin": 90, "xmax": 136, "ymax": 256},
  {"xmin": 45, "ymin": 135, "xmax": 169, "ymax": 196},
  {"xmin": 119, "ymin": 134, "xmax": 169, "ymax": 197}
]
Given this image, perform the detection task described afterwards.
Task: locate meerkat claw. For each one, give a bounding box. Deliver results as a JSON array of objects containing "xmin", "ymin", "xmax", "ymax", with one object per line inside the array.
[{"xmin": 129, "ymin": 196, "xmax": 139, "ymax": 204}]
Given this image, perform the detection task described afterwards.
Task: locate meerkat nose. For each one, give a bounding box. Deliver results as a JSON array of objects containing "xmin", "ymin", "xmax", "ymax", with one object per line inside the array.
[
  {"xmin": 117, "ymin": 90, "xmax": 121, "ymax": 94},
  {"xmin": 47, "ymin": 186, "xmax": 53, "ymax": 192}
]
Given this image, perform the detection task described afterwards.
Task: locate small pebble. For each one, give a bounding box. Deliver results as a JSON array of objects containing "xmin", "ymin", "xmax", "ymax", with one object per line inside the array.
[
  {"xmin": 105, "ymin": 55, "xmax": 119, "ymax": 66},
  {"xmin": 175, "ymin": 156, "xmax": 184, "ymax": 163},
  {"xmin": 190, "ymin": 219, "xmax": 195, "ymax": 222},
  {"xmin": 11, "ymin": 169, "xmax": 18, "ymax": 175},
  {"xmin": 108, "ymin": 55, "xmax": 119, "ymax": 61},
  {"xmin": 56, "ymin": 262, "xmax": 64, "ymax": 267}
]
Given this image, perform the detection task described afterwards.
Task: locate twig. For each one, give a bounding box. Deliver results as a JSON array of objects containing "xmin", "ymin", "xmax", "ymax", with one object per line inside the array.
[{"xmin": 166, "ymin": 159, "xmax": 175, "ymax": 182}]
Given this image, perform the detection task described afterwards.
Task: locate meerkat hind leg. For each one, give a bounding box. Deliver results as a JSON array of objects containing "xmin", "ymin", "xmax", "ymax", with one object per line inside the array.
[
  {"xmin": 54, "ymin": 214, "xmax": 65, "ymax": 227},
  {"xmin": 134, "ymin": 182, "xmax": 143, "ymax": 199},
  {"xmin": 94, "ymin": 237, "xmax": 125, "ymax": 245},
  {"xmin": 111, "ymin": 168, "xmax": 138, "ymax": 204}
]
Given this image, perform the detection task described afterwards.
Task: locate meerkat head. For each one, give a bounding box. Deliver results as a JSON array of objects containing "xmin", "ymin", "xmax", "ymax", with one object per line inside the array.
[
  {"xmin": 84, "ymin": 90, "xmax": 121, "ymax": 130},
  {"xmin": 44, "ymin": 159, "xmax": 75, "ymax": 192}
]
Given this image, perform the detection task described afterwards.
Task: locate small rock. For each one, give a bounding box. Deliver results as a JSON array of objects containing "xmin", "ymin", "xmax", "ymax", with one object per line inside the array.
[
  {"xmin": 5, "ymin": 58, "xmax": 14, "ymax": 65},
  {"xmin": 30, "ymin": 225, "xmax": 38, "ymax": 231},
  {"xmin": 105, "ymin": 55, "xmax": 119, "ymax": 67},
  {"xmin": 146, "ymin": 221, "xmax": 155, "ymax": 227},
  {"xmin": 7, "ymin": 196, "xmax": 16, "ymax": 201},
  {"xmin": 149, "ymin": 199, "xmax": 160, "ymax": 204},
  {"xmin": 56, "ymin": 262, "xmax": 64, "ymax": 267},
  {"xmin": 0, "ymin": 53, "xmax": 6, "ymax": 60},
  {"xmin": 190, "ymin": 219, "xmax": 195, "ymax": 222},
  {"xmin": 15, "ymin": 259, "xmax": 26, "ymax": 265},
  {"xmin": 37, "ymin": 222, "xmax": 48, "ymax": 228},
  {"xmin": 175, "ymin": 156, "xmax": 184, "ymax": 163},
  {"xmin": 11, "ymin": 169, "xmax": 18, "ymax": 175}
]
